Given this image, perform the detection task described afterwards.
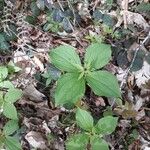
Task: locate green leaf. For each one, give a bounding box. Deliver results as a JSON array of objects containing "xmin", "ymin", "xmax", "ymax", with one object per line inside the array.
[
  {"xmin": 0, "ymin": 66, "xmax": 8, "ymax": 81},
  {"xmin": 55, "ymin": 73, "xmax": 85, "ymax": 105},
  {"xmin": 84, "ymin": 43, "xmax": 111, "ymax": 70},
  {"xmin": 46, "ymin": 78, "xmax": 52, "ymax": 86},
  {"xmin": 3, "ymin": 102, "xmax": 18, "ymax": 120},
  {"xmin": 49, "ymin": 45, "xmax": 82, "ymax": 72},
  {"xmin": 76, "ymin": 108, "xmax": 94, "ymax": 131},
  {"xmin": 0, "ymin": 81, "xmax": 14, "ymax": 89},
  {"xmin": 3, "ymin": 120, "xmax": 19, "ymax": 136},
  {"xmin": 90, "ymin": 136, "xmax": 109, "ymax": 150},
  {"xmin": 136, "ymin": 2, "xmax": 150, "ymax": 13},
  {"xmin": 4, "ymin": 89, "xmax": 22, "ymax": 103},
  {"xmin": 66, "ymin": 133, "xmax": 89, "ymax": 150},
  {"xmin": 86, "ymin": 71, "xmax": 121, "ymax": 98},
  {"xmin": 0, "ymin": 91, "xmax": 4, "ymax": 107},
  {"xmin": 7, "ymin": 61, "xmax": 22, "ymax": 73},
  {"xmin": 4, "ymin": 136, "xmax": 22, "ymax": 150},
  {"xmin": 95, "ymin": 116, "xmax": 118, "ymax": 135}
]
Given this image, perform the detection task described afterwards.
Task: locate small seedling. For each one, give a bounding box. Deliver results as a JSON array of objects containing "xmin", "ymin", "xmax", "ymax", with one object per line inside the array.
[
  {"xmin": 49, "ymin": 43, "xmax": 121, "ymax": 106},
  {"xmin": 66, "ymin": 108, "xmax": 118, "ymax": 150}
]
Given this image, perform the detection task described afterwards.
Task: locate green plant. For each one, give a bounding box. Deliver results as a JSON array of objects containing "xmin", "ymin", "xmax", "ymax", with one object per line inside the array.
[
  {"xmin": 66, "ymin": 108, "xmax": 118, "ymax": 150},
  {"xmin": 49, "ymin": 43, "xmax": 121, "ymax": 106},
  {"xmin": 0, "ymin": 65, "xmax": 22, "ymax": 150},
  {"xmin": 0, "ymin": 120, "xmax": 22, "ymax": 150},
  {"xmin": 43, "ymin": 13, "xmax": 62, "ymax": 33}
]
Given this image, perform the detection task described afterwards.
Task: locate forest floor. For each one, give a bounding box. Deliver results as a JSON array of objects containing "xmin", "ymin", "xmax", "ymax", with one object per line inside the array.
[{"xmin": 0, "ymin": 0, "xmax": 150, "ymax": 150}]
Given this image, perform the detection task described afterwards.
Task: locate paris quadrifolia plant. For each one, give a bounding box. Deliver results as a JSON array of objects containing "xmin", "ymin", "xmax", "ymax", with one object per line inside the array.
[
  {"xmin": 49, "ymin": 43, "xmax": 121, "ymax": 149},
  {"xmin": 49, "ymin": 43, "xmax": 121, "ymax": 106}
]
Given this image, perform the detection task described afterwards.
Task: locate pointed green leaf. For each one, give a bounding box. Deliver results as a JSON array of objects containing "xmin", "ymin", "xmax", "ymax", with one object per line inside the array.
[
  {"xmin": 90, "ymin": 136, "xmax": 109, "ymax": 150},
  {"xmin": 84, "ymin": 43, "xmax": 111, "ymax": 70},
  {"xmin": 3, "ymin": 102, "xmax": 18, "ymax": 120},
  {"xmin": 76, "ymin": 108, "xmax": 94, "ymax": 131},
  {"xmin": 55, "ymin": 73, "xmax": 85, "ymax": 105},
  {"xmin": 66, "ymin": 133, "xmax": 89, "ymax": 150},
  {"xmin": 4, "ymin": 136, "xmax": 22, "ymax": 150},
  {"xmin": 95, "ymin": 116, "xmax": 118, "ymax": 135},
  {"xmin": 86, "ymin": 71, "xmax": 121, "ymax": 98},
  {"xmin": 0, "ymin": 66, "xmax": 8, "ymax": 81},
  {"xmin": 0, "ymin": 81, "xmax": 14, "ymax": 89},
  {"xmin": 4, "ymin": 89, "xmax": 22, "ymax": 103},
  {"xmin": 49, "ymin": 45, "xmax": 82, "ymax": 72},
  {"xmin": 4, "ymin": 120, "xmax": 19, "ymax": 136}
]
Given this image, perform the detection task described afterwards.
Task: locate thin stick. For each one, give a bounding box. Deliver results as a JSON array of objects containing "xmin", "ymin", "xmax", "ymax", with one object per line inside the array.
[{"xmin": 123, "ymin": 0, "xmax": 128, "ymax": 29}]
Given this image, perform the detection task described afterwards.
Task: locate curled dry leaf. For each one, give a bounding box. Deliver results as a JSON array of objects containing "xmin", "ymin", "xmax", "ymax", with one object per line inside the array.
[
  {"xmin": 134, "ymin": 61, "xmax": 150, "ymax": 87},
  {"xmin": 25, "ymin": 131, "xmax": 47, "ymax": 149},
  {"xmin": 120, "ymin": 11, "xmax": 149, "ymax": 30}
]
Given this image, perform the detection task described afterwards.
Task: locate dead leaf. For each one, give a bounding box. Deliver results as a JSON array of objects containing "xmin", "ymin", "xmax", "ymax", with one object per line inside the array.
[
  {"xmin": 25, "ymin": 131, "xmax": 47, "ymax": 149},
  {"xmin": 121, "ymin": 11, "xmax": 149, "ymax": 30}
]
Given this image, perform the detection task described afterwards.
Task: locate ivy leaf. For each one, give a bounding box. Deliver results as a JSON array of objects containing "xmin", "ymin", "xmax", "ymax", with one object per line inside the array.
[
  {"xmin": 95, "ymin": 116, "xmax": 118, "ymax": 135},
  {"xmin": 4, "ymin": 89, "xmax": 22, "ymax": 103},
  {"xmin": 90, "ymin": 136, "xmax": 109, "ymax": 150},
  {"xmin": 66, "ymin": 133, "xmax": 89, "ymax": 150},
  {"xmin": 76, "ymin": 108, "xmax": 94, "ymax": 131},
  {"xmin": 49, "ymin": 45, "xmax": 83, "ymax": 72},
  {"xmin": 84, "ymin": 43, "xmax": 111, "ymax": 70},
  {"xmin": 86, "ymin": 71, "xmax": 121, "ymax": 98},
  {"xmin": 3, "ymin": 102, "xmax": 18, "ymax": 120},
  {"xmin": 4, "ymin": 136, "xmax": 22, "ymax": 150},
  {"xmin": 0, "ymin": 66, "xmax": 8, "ymax": 81},
  {"xmin": 3, "ymin": 120, "xmax": 19, "ymax": 136},
  {"xmin": 55, "ymin": 73, "xmax": 85, "ymax": 106}
]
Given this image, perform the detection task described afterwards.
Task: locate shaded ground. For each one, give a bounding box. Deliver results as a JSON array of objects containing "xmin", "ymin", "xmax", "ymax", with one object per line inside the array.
[{"xmin": 0, "ymin": 0, "xmax": 150, "ymax": 149}]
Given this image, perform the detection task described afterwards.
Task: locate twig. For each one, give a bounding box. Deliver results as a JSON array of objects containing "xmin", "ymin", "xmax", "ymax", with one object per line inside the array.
[
  {"xmin": 123, "ymin": 0, "xmax": 128, "ymax": 29},
  {"xmin": 93, "ymin": 0, "xmax": 100, "ymax": 11}
]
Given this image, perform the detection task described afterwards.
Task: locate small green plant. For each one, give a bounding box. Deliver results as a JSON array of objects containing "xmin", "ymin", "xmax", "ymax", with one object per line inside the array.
[
  {"xmin": 66, "ymin": 108, "xmax": 118, "ymax": 150},
  {"xmin": 43, "ymin": 13, "xmax": 62, "ymax": 33},
  {"xmin": 0, "ymin": 65, "xmax": 22, "ymax": 150},
  {"xmin": 49, "ymin": 43, "xmax": 121, "ymax": 106},
  {"xmin": 0, "ymin": 120, "xmax": 21, "ymax": 150}
]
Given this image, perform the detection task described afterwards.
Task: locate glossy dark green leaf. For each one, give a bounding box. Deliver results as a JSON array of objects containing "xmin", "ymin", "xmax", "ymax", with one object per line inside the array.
[{"xmin": 131, "ymin": 50, "xmax": 145, "ymax": 71}]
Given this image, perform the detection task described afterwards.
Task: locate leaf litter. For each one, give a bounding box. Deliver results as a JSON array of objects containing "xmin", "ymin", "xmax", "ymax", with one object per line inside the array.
[{"xmin": 0, "ymin": 0, "xmax": 150, "ymax": 149}]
